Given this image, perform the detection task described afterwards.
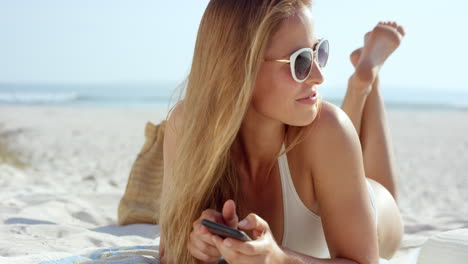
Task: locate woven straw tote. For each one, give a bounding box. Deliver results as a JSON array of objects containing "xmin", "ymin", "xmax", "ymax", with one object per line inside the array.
[{"xmin": 118, "ymin": 120, "xmax": 167, "ymax": 225}]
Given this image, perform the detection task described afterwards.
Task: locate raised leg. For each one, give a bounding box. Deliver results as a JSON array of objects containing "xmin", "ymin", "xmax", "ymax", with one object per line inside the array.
[
  {"xmin": 361, "ymin": 77, "xmax": 399, "ymax": 201},
  {"xmin": 340, "ymin": 69, "xmax": 370, "ymax": 136},
  {"xmin": 341, "ymin": 22, "xmax": 406, "ymax": 259},
  {"xmin": 341, "ymin": 21, "xmax": 405, "ymax": 201}
]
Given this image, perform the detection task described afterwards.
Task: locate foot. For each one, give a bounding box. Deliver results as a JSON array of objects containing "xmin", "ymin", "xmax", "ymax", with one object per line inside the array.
[
  {"xmin": 350, "ymin": 48, "xmax": 363, "ymax": 68},
  {"xmin": 352, "ymin": 21, "xmax": 405, "ymax": 92},
  {"xmin": 349, "ymin": 31, "xmax": 370, "ymax": 67}
]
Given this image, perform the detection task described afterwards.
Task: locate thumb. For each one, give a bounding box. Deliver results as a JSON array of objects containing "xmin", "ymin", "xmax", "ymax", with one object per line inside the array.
[
  {"xmin": 222, "ymin": 199, "xmax": 239, "ymax": 228},
  {"xmin": 238, "ymin": 213, "xmax": 269, "ymax": 239}
]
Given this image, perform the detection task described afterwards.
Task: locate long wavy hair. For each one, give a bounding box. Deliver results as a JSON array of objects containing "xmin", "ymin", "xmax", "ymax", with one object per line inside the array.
[{"xmin": 160, "ymin": 0, "xmax": 322, "ymax": 262}]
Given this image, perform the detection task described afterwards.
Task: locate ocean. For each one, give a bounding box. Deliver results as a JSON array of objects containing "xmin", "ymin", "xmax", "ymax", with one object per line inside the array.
[{"xmin": 1, "ymin": 82, "xmax": 468, "ymax": 111}]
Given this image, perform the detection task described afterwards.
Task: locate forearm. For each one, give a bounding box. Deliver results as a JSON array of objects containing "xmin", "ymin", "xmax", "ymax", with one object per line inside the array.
[{"xmin": 281, "ymin": 246, "xmax": 359, "ymax": 264}]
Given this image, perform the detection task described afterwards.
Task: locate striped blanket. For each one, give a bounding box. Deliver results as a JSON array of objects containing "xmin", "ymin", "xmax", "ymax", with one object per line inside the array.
[
  {"xmin": 38, "ymin": 245, "xmax": 159, "ymax": 264},
  {"xmin": 36, "ymin": 229, "xmax": 468, "ymax": 264}
]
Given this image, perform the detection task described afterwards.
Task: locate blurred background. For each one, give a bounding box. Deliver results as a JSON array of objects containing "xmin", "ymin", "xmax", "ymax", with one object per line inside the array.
[{"xmin": 1, "ymin": 0, "xmax": 468, "ymax": 110}]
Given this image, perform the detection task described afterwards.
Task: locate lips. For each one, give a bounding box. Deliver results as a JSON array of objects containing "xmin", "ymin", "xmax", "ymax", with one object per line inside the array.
[{"xmin": 297, "ymin": 90, "xmax": 317, "ymax": 100}]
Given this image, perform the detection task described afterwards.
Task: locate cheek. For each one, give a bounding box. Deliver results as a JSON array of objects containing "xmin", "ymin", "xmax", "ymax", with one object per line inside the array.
[
  {"xmin": 252, "ymin": 64, "xmax": 296, "ymax": 111},
  {"xmin": 251, "ymin": 64, "xmax": 318, "ymax": 126}
]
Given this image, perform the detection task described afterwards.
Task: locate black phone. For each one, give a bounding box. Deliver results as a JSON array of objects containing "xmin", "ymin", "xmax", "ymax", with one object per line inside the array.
[{"xmin": 201, "ymin": 219, "xmax": 252, "ymax": 241}]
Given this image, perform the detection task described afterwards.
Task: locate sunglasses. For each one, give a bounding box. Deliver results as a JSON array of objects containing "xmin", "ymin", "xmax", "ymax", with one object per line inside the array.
[{"xmin": 264, "ymin": 39, "xmax": 329, "ymax": 83}]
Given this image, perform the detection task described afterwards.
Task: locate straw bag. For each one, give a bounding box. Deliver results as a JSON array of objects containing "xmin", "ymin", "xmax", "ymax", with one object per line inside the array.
[{"xmin": 117, "ymin": 120, "xmax": 167, "ymax": 225}]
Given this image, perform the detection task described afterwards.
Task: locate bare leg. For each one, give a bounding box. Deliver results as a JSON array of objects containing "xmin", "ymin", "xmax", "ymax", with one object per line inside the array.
[
  {"xmin": 342, "ymin": 22, "xmax": 406, "ymax": 259},
  {"xmin": 361, "ymin": 77, "xmax": 399, "ymax": 201},
  {"xmin": 341, "ymin": 22, "xmax": 405, "ymax": 200},
  {"xmin": 340, "ymin": 72, "xmax": 369, "ymax": 136},
  {"xmin": 343, "ymin": 73, "xmax": 404, "ymax": 258}
]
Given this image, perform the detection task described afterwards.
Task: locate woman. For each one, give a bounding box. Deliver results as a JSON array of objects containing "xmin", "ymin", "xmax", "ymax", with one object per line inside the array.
[{"xmin": 159, "ymin": 0, "xmax": 405, "ymax": 263}]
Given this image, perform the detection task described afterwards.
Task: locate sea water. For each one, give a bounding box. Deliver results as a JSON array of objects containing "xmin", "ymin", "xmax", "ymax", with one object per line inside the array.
[{"xmin": 1, "ymin": 82, "xmax": 467, "ymax": 111}]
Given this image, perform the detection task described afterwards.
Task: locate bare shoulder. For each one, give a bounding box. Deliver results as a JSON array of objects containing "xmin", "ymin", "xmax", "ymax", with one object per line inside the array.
[
  {"xmin": 301, "ymin": 101, "xmax": 360, "ymax": 146},
  {"xmin": 163, "ymin": 100, "xmax": 185, "ymax": 173},
  {"xmin": 300, "ymin": 103, "xmax": 378, "ymax": 262},
  {"xmin": 313, "ymin": 101, "xmax": 357, "ymax": 138},
  {"xmin": 300, "ymin": 101, "xmax": 362, "ymax": 169},
  {"xmin": 162, "ymin": 100, "xmax": 186, "ymax": 194},
  {"xmin": 166, "ymin": 100, "xmax": 185, "ymax": 135}
]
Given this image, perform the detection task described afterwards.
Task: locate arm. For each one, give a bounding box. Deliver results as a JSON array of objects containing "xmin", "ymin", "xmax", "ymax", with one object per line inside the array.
[
  {"xmin": 210, "ymin": 212, "xmax": 358, "ymax": 264},
  {"xmin": 303, "ymin": 102, "xmax": 379, "ymax": 264},
  {"xmin": 280, "ymin": 246, "xmax": 358, "ymax": 264},
  {"xmin": 159, "ymin": 101, "xmax": 184, "ymax": 260}
]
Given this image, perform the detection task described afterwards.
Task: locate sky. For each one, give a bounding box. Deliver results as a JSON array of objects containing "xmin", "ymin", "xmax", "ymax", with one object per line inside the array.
[{"xmin": 1, "ymin": 0, "xmax": 467, "ymax": 92}]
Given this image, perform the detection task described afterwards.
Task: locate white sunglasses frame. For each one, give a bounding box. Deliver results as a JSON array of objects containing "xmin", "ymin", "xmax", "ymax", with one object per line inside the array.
[{"xmin": 265, "ymin": 39, "xmax": 329, "ymax": 83}]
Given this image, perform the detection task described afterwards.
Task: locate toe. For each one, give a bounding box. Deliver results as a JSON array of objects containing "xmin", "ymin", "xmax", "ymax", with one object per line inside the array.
[
  {"xmin": 364, "ymin": 31, "xmax": 371, "ymax": 41},
  {"xmin": 396, "ymin": 25, "xmax": 406, "ymax": 36}
]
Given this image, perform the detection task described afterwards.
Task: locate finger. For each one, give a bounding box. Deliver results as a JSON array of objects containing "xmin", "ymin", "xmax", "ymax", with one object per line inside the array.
[
  {"xmin": 200, "ymin": 209, "xmax": 224, "ymax": 223},
  {"xmin": 193, "ymin": 208, "xmax": 224, "ymax": 245},
  {"xmin": 195, "ymin": 222, "xmax": 209, "ymax": 235},
  {"xmin": 190, "ymin": 247, "xmax": 219, "ymax": 263},
  {"xmin": 211, "ymin": 235, "xmax": 239, "ymax": 261},
  {"xmin": 193, "ymin": 237, "xmax": 221, "ymax": 257},
  {"xmin": 191, "ymin": 226, "xmax": 219, "ymax": 248},
  {"xmin": 223, "ymin": 237, "xmax": 268, "ymax": 256},
  {"xmin": 397, "ymin": 25, "xmax": 406, "ymax": 36},
  {"xmin": 238, "ymin": 213, "xmax": 269, "ymax": 239},
  {"xmin": 222, "ymin": 199, "xmax": 239, "ymax": 228},
  {"xmin": 238, "ymin": 213, "xmax": 269, "ymax": 231},
  {"xmin": 212, "ymin": 235, "xmax": 265, "ymax": 263},
  {"xmin": 188, "ymin": 237, "xmax": 221, "ymax": 261},
  {"xmin": 193, "ymin": 239, "xmax": 221, "ymax": 257}
]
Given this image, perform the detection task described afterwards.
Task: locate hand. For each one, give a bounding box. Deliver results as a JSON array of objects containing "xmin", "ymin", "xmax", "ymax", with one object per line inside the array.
[
  {"xmin": 188, "ymin": 200, "xmax": 240, "ymax": 263},
  {"xmin": 211, "ymin": 212, "xmax": 288, "ymax": 264}
]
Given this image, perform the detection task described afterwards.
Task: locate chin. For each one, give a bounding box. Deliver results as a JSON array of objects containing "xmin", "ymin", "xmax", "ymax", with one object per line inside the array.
[
  {"xmin": 298, "ymin": 106, "xmax": 319, "ymax": 126},
  {"xmin": 288, "ymin": 110, "xmax": 319, "ymax": 126}
]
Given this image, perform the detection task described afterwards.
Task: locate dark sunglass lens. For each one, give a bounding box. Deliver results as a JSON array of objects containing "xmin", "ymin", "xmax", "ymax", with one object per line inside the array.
[
  {"xmin": 295, "ymin": 50, "xmax": 312, "ymax": 81},
  {"xmin": 317, "ymin": 40, "xmax": 329, "ymax": 68}
]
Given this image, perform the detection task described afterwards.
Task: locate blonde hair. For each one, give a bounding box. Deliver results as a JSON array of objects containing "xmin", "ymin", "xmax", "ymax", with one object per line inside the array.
[{"xmin": 160, "ymin": 0, "xmax": 322, "ymax": 262}]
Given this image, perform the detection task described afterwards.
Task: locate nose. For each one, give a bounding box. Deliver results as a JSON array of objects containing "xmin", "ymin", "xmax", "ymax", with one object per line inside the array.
[{"xmin": 305, "ymin": 59, "xmax": 324, "ymax": 85}]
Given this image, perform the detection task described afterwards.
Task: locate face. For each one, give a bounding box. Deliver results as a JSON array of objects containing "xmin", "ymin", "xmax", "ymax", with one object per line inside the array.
[{"xmin": 251, "ymin": 7, "xmax": 324, "ymax": 126}]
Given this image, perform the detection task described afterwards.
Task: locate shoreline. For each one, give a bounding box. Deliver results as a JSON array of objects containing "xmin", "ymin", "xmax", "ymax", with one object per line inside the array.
[{"xmin": 2, "ymin": 100, "xmax": 468, "ymax": 112}]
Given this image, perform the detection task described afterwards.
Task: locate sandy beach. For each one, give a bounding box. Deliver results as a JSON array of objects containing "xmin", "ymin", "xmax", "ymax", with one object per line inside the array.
[{"xmin": 1, "ymin": 105, "xmax": 467, "ymax": 264}]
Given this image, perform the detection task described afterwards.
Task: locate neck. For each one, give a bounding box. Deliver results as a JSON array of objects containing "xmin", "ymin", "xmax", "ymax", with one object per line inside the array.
[{"xmin": 232, "ymin": 106, "xmax": 287, "ymax": 184}]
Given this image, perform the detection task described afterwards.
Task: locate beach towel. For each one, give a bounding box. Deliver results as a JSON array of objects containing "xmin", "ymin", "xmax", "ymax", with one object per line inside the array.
[
  {"xmin": 37, "ymin": 245, "xmax": 160, "ymax": 264},
  {"xmin": 417, "ymin": 228, "xmax": 468, "ymax": 264},
  {"xmin": 34, "ymin": 228, "xmax": 468, "ymax": 263},
  {"xmin": 118, "ymin": 120, "xmax": 166, "ymax": 225}
]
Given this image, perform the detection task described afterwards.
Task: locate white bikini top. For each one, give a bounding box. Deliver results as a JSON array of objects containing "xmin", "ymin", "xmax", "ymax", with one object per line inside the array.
[
  {"xmin": 278, "ymin": 143, "xmax": 330, "ymax": 258},
  {"xmin": 277, "ymin": 142, "xmax": 378, "ymax": 259}
]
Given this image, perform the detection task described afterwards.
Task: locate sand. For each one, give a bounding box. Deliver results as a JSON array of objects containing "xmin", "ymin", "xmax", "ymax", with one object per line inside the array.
[{"xmin": 0, "ymin": 105, "xmax": 467, "ymax": 264}]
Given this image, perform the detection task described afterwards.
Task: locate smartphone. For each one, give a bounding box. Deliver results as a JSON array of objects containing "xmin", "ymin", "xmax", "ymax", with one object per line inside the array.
[{"xmin": 201, "ymin": 219, "xmax": 252, "ymax": 241}]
